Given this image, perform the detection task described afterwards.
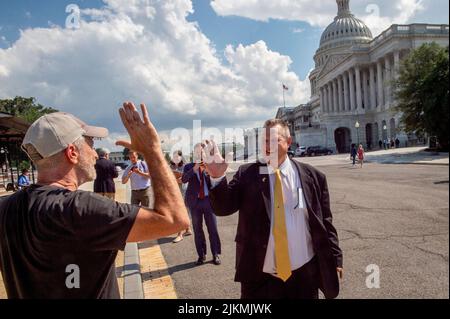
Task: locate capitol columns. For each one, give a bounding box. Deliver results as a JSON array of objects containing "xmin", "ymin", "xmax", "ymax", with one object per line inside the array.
[
  {"xmin": 348, "ymin": 68, "xmax": 356, "ymax": 111},
  {"xmin": 377, "ymin": 60, "xmax": 384, "ymax": 109},
  {"xmin": 338, "ymin": 75, "xmax": 344, "ymax": 113},
  {"xmin": 385, "ymin": 55, "xmax": 391, "ymax": 107},
  {"xmin": 369, "ymin": 64, "xmax": 376, "ymax": 110},
  {"xmin": 327, "ymin": 83, "xmax": 333, "ymax": 113},
  {"xmin": 355, "ymin": 66, "xmax": 363, "ymax": 111},
  {"xmin": 343, "ymin": 71, "xmax": 349, "ymax": 112},
  {"xmin": 393, "ymin": 50, "xmax": 401, "ymax": 80},
  {"xmin": 320, "ymin": 87, "xmax": 324, "ymax": 113},
  {"xmin": 332, "ymin": 79, "xmax": 338, "ymax": 113},
  {"xmin": 362, "ymin": 68, "xmax": 369, "ymax": 110}
]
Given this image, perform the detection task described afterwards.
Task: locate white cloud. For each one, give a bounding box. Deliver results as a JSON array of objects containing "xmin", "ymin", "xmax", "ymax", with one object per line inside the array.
[
  {"xmin": 0, "ymin": 0, "xmax": 311, "ymax": 152},
  {"xmin": 211, "ymin": 0, "xmax": 428, "ymax": 36},
  {"xmin": 224, "ymin": 41, "xmax": 310, "ymax": 110},
  {"xmin": 292, "ymin": 28, "xmax": 305, "ymax": 34}
]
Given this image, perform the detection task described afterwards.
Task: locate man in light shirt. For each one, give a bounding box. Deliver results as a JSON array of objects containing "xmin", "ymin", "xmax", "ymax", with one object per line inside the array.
[
  {"xmin": 122, "ymin": 151, "xmax": 154, "ymax": 208},
  {"xmin": 204, "ymin": 119, "xmax": 343, "ymax": 299}
]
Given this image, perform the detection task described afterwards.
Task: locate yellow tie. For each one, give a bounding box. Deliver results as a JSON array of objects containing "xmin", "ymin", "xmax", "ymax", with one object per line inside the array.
[{"xmin": 273, "ymin": 169, "xmax": 292, "ymax": 282}]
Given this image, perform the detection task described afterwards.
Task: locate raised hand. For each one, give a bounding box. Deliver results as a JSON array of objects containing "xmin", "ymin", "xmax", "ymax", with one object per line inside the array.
[
  {"xmin": 115, "ymin": 102, "xmax": 160, "ymax": 156},
  {"xmin": 202, "ymin": 139, "xmax": 232, "ymax": 178}
]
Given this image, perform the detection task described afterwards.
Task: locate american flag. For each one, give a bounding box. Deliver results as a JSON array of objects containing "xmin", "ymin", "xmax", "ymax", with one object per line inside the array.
[{"xmin": 282, "ymin": 84, "xmax": 289, "ymax": 90}]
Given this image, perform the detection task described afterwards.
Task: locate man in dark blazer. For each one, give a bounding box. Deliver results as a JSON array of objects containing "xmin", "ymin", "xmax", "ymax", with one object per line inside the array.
[
  {"xmin": 182, "ymin": 143, "xmax": 222, "ymax": 266},
  {"xmin": 94, "ymin": 148, "xmax": 119, "ymax": 200},
  {"xmin": 203, "ymin": 119, "xmax": 343, "ymax": 299}
]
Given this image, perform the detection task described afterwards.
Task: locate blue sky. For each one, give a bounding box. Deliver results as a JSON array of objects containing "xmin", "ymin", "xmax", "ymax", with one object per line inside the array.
[
  {"xmin": 0, "ymin": 0, "xmax": 321, "ymax": 79},
  {"xmin": 1, "ymin": 0, "xmax": 448, "ymax": 80},
  {"xmin": 0, "ymin": 0, "xmax": 448, "ymax": 150}
]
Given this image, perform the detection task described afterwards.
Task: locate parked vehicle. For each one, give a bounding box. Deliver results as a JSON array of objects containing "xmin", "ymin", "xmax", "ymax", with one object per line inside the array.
[
  {"xmin": 295, "ymin": 146, "xmax": 307, "ymax": 157},
  {"xmin": 306, "ymin": 146, "xmax": 333, "ymax": 157},
  {"xmin": 288, "ymin": 149, "xmax": 295, "ymax": 159}
]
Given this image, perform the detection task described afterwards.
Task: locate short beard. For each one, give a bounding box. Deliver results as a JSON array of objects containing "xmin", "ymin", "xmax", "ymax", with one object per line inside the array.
[
  {"xmin": 74, "ymin": 138, "xmax": 96, "ymax": 183},
  {"xmin": 78, "ymin": 156, "xmax": 96, "ymax": 183}
]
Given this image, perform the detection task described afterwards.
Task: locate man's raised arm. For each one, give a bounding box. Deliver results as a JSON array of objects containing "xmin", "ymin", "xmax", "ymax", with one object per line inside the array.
[{"xmin": 116, "ymin": 102, "xmax": 190, "ymax": 242}]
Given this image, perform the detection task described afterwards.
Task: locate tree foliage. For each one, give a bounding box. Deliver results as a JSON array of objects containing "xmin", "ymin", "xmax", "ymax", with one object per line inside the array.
[
  {"xmin": 0, "ymin": 97, "xmax": 58, "ymax": 168},
  {"xmin": 393, "ymin": 43, "xmax": 449, "ymax": 150},
  {"xmin": 0, "ymin": 96, "xmax": 58, "ymax": 123}
]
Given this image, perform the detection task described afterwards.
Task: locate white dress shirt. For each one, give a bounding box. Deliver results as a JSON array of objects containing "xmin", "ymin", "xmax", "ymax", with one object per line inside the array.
[
  {"xmin": 263, "ymin": 157, "xmax": 315, "ymax": 275},
  {"xmin": 210, "ymin": 157, "xmax": 315, "ymax": 275}
]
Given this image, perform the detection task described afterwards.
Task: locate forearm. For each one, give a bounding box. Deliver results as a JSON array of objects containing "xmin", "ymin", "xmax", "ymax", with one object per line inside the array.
[
  {"xmin": 137, "ymin": 171, "xmax": 151, "ymax": 179},
  {"xmin": 209, "ymin": 175, "xmax": 240, "ymax": 216},
  {"xmin": 142, "ymin": 151, "xmax": 189, "ymax": 224}
]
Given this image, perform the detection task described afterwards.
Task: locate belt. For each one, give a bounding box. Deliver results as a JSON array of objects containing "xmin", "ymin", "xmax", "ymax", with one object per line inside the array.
[{"xmin": 132, "ymin": 187, "xmax": 150, "ymax": 192}]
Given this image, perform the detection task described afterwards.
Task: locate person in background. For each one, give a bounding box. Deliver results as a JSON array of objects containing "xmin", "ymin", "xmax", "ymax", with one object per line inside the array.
[
  {"xmin": 395, "ymin": 138, "xmax": 400, "ymax": 149},
  {"xmin": 122, "ymin": 151, "xmax": 154, "ymax": 208},
  {"xmin": 17, "ymin": 169, "xmax": 30, "ymax": 190},
  {"xmin": 378, "ymin": 140, "xmax": 383, "ymax": 150},
  {"xmin": 94, "ymin": 148, "xmax": 119, "ymax": 200},
  {"xmin": 182, "ymin": 143, "xmax": 222, "ymax": 266},
  {"xmin": 171, "ymin": 150, "xmax": 192, "ymax": 243},
  {"xmin": 350, "ymin": 144, "xmax": 357, "ymax": 167},
  {"xmin": 357, "ymin": 144, "xmax": 365, "ymax": 168}
]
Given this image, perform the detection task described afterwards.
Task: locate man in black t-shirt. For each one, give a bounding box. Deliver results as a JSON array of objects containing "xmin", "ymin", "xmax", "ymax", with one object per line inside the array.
[{"xmin": 0, "ymin": 103, "xmax": 190, "ymax": 299}]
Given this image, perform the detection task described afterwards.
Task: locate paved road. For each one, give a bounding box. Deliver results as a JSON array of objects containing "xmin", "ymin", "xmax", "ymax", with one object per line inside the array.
[{"xmin": 159, "ymin": 161, "xmax": 449, "ymax": 299}]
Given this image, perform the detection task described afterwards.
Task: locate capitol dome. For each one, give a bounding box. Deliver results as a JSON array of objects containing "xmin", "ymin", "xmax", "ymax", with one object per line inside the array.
[{"xmin": 319, "ymin": 0, "xmax": 373, "ymax": 50}]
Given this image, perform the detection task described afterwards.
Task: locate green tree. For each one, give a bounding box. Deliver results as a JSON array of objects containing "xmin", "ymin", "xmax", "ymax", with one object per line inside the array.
[
  {"xmin": 393, "ymin": 43, "xmax": 449, "ymax": 151},
  {"xmin": 0, "ymin": 97, "xmax": 58, "ymax": 172},
  {"xmin": 0, "ymin": 96, "xmax": 58, "ymax": 123}
]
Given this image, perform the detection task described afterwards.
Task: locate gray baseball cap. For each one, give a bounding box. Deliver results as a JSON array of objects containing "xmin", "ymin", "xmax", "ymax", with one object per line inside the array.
[{"xmin": 22, "ymin": 112, "xmax": 109, "ymax": 162}]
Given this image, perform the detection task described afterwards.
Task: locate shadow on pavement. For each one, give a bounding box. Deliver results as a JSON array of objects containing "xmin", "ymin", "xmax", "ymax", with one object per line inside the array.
[
  {"xmin": 141, "ymin": 261, "xmax": 201, "ymax": 282},
  {"xmin": 157, "ymin": 237, "xmax": 177, "ymax": 245}
]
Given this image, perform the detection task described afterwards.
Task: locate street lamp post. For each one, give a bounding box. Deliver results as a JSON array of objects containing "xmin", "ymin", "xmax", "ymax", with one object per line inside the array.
[{"xmin": 355, "ymin": 121, "xmax": 360, "ymax": 146}]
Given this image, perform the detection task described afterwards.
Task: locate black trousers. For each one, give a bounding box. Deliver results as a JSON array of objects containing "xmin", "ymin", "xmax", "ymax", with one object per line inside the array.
[{"xmin": 240, "ymin": 256, "xmax": 320, "ymax": 299}]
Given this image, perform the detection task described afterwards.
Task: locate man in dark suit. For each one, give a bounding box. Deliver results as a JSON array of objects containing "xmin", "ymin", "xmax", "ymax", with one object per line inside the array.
[
  {"xmin": 182, "ymin": 143, "xmax": 221, "ymax": 266},
  {"xmin": 94, "ymin": 148, "xmax": 119, "ymax": 200},
  {"xmin": 203, "ymin": 119, "xmax": 343, "ymax": 299}
]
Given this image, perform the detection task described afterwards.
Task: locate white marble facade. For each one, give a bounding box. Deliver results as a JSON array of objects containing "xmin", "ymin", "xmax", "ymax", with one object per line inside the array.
[{"xmin": 271, "ymin": 0, "xmax": 449, "ymax": 153}]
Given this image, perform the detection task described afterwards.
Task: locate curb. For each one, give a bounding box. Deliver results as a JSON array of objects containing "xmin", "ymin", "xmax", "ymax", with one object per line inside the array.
[{"xmin": 122, "ymin": 243, "xmax": 144, "ymax": 299}]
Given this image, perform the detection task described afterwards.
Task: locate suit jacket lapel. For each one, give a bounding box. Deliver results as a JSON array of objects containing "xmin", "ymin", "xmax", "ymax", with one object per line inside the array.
[{"xmin": 258, "ymin": 163, "xmax": 272, "ymax": 221}]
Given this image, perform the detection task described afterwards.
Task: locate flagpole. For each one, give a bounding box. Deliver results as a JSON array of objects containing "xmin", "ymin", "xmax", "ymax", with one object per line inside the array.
[{"xmin": 282, "ymin": 84, "xmax": 286, "ymax": 108}]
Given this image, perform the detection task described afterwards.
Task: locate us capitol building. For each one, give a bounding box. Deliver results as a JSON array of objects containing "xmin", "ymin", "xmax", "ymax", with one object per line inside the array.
[{"xmin": 245, "ymin": 0, "xmax": 449, "ymax": 155}]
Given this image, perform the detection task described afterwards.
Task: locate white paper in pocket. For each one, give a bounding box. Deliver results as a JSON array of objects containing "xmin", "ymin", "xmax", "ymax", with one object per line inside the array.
[{"xmin": 297, "ymin": 188, "xmax": 305, "ymax": 209}]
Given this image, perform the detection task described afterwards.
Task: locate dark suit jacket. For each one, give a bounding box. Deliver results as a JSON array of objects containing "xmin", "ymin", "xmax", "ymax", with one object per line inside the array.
[
  {"xmin": 209, "ymin": 160, "xmax": 343, "ymax": 299},
  {"xmin": 182, "ymin": 163, "xmax": 211, "ymax": 210},
  {"xmin": 94, "ymin": 158, "xmax": 119, "ymax": 193}
]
